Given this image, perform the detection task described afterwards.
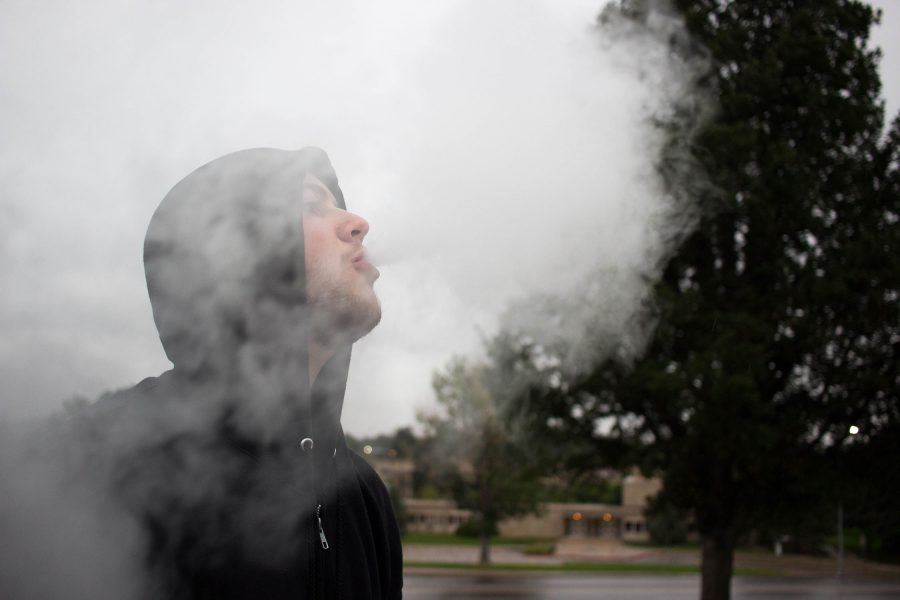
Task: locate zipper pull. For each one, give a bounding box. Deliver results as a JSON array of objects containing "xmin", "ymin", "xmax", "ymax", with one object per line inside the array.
[{"xmin": 316, "ymin": 503, "xmax": 330, "ymax": 550}]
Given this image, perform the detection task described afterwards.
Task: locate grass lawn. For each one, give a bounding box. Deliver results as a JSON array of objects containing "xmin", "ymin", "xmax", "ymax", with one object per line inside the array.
[{"xmin": 402, "ymin": 532, "xmax": 554, "ymax": 546}]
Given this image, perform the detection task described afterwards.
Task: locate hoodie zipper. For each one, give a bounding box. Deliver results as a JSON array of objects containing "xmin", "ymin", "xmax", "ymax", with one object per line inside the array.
[{"xmin": 316, "ymin": 503, "xmax": 330, "ymax": 550}]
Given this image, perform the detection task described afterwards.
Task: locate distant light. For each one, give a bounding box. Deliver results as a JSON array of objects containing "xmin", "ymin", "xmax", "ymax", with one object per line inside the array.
[
  {"xmin": 849, "ymin": 425, "xmax": 859, "ymax": 435},
  {"xmin": 363, "ymin": 445, "xmax": 373, "ymax": 455},
  {"xmin": 602, "ymin": 513, "xmax": 613, "ymax": 523},
  {"xmin": 572, "ymin": 512, "xmax": 583, "ymax": 522}
]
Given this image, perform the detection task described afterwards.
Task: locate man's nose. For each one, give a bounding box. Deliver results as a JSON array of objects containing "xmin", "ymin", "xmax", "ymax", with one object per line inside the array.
[{"xmin": 339, "ymin": 211, "xmax": 370, "ymax": 243}]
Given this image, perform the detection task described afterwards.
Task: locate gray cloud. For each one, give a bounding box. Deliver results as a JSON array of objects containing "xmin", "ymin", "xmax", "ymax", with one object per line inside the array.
[{"xmin": 1, "ymin": 0, "xmax": 896, "ymax": 438}]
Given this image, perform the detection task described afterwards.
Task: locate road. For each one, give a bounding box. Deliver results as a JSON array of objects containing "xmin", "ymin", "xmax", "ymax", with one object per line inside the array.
[{"xmin": 404, "ymin": 573, "xmax": 900, "ymax": 599}]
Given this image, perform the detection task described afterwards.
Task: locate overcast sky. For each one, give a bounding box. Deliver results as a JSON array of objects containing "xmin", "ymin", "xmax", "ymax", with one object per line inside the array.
[{"xmin": 2, "ymin": 0, "xmax": 898, "ymax": 436}]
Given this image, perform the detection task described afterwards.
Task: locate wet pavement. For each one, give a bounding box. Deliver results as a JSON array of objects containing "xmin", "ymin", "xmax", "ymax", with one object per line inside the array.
[{"xmin": 402, "ymin": 541, "xmax": 900, "ymax": 578}]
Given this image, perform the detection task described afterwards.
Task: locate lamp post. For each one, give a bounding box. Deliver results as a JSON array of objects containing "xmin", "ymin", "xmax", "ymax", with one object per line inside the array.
[{"xmin": 837, "ymin": 425, "xmax": 860, "ymax": 579}]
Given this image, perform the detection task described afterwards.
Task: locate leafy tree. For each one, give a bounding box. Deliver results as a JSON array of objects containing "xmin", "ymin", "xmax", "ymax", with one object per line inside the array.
[
  {"xmin": 520, "ymin": 2, "xmax": 897, "ymax": 599},
  {"xmin": 420, "ymin": 355, "xmax": 543, "ymax": 564},
  {"xmin": 541, "ymin": 475, "xmax": 623, "ymax": 504},
  {"xmin": 645, "ymin": 496, "xmax": 691, "ymax": 546},
  {"xmin": 346, "ymin": 425, "xmax": 419, "ymax": 459},
  {"xmin": 387, "ymin": 483, "xmax": 409, "ymax": 536}
]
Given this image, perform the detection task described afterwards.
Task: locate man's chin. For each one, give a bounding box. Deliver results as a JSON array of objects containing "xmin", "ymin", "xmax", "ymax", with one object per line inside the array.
[
  {"xmin": 307, "ymin": 280, "xmax": 381, "ymax": 345},
  {"xmin": 335, "ymin": 293, "xmax": 381, "ymax": 344},
  {"xmin": 354, "ymin": 297, "xmax": 382, "ymax": 341}
]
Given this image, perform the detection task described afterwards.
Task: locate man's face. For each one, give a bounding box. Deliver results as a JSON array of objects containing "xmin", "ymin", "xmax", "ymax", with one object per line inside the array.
[{"xmin": 302, "ymin": 174, "xmax": 381, "ymax": 346}]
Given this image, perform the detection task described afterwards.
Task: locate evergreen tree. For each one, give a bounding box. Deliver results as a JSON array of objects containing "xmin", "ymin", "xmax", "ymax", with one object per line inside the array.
[{"xmin": 525, "ymin": 2, "xmax": 897, "ymax": 599}]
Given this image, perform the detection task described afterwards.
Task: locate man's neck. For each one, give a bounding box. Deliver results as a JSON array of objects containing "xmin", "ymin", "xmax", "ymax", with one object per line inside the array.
[{"xmin": 308, "ymin": 340, "xmax": 336, "ymax": 386}]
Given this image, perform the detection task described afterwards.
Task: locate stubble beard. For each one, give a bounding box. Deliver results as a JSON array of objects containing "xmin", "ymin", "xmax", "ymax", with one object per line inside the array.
[{"xmin": 307, "ymin": 272, "xmax": 382, "ymax": 350}]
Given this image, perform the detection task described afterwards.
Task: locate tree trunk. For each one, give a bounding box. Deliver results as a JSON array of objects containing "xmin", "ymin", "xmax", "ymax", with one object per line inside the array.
[
  {"xmin": 700, "ymin": 534, "xmax": 735, "ymax": 600},
  {"xmin": 479, "ymin": 528, "xmax": 491, "ymax": 564}
]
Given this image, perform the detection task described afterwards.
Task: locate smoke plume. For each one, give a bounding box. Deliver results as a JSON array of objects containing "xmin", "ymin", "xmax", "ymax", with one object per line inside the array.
[{"xmin": 0, "ymin": 1, "xmax": 711, "ymax": 597}]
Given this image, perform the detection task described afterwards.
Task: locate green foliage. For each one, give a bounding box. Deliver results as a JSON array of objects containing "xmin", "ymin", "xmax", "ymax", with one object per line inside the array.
[
  {"xmin": 523, "ymin": 541, "xmax": 556, "ymax": 556},
  {"xmin": 643, "ymin": 0, "xmax": 896, "ymax": 547},
  {"xmin": 416, "ymin": 483, "xmax": 444, "ymax": 500},
  {"xmin": 646, "ymin": 498, "xmax": 690, "ymax": 546},
  {"xmin": 348, "ymin": 425, "xmax": 451, "ymax": 499},
  {"xmin": 388, "ymin": 484, "xmax": 408, "ymax": 536},
  {"xmin": 402, "ymin": 532, "xmax": 552, "ymax": 546},
  {"xmin": 421, "ymin": 353, "xmax": 545, "ymax": 562},
  {"xmin": 347, "ymin": 425, "xmax": 420, "ymax": 459},
  {"xmin": 403, "ymin": 560, "xmax": 782, "ymax": 576},
  {"xmin": 455, "ymin": 517, "xmax": 498, "ymax": 539},
  {"xmin": 541, "ymin": 476, "xmax": 623, "ymax": 504},
  {"xmin": 517, "ymin": 1, "xmax": 898, "ymax": 597}
]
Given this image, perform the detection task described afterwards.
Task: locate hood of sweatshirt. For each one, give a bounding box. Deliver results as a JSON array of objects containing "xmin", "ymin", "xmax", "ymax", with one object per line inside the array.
[
  {"xmin": 55, "ymin": 148, "xmax": 402, "ymax": 598},
  {"xmin": 142, "ymin": 147, "xmax": 351, "ymax": 448}
]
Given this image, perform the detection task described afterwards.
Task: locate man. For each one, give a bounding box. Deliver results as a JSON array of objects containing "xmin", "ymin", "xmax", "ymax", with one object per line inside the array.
[{"xmin": 85, "ymin": 147, "xmax": 402, "ymax": 599}]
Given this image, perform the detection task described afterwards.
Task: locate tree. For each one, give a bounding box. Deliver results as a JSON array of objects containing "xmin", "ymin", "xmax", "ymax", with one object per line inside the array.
[
  {"xmin": 346, "ymin": 426, "xmax": 420, "ymax": 459},
  {"xmin": 421, "ymin": 354, "xmax": 543, "ymax": 564},
  {"xmin": 645, "ymin": 495, "xmax": 690, "ymax": 546},
  {"xmin": 521, "ymin": 2, "xmax": 897, "ymax": 599}
]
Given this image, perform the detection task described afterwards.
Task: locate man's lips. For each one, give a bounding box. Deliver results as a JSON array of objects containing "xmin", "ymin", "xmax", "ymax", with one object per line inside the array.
[{"xmin": 351, "ymin": 250, "xmax": 380, "ymax": 280}]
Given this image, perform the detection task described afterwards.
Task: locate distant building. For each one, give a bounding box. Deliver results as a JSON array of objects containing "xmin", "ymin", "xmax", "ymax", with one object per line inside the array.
[
  {"xmin": 497, "ymin": 473, "xmax": 661, "ymax": 541},
  {"xmin": 385, "ymin": 462, "xmax": 661, "ymax": 542},
  {"xmin": 622, "ymin": 472, "xmax": 662, "ymax": 508},
  {"xmin": 368, "ymin": 456, "xmax": 415, "ymax": 498},
  {"xmin": 404, "ymin": 499, "xmax": 472, "ymax": 534}
]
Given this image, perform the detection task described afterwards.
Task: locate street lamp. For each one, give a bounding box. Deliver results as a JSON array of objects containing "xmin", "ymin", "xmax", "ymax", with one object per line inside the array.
[{"xmin": 837, "ymin": 425, "xmax": 860, "ymax": 579}]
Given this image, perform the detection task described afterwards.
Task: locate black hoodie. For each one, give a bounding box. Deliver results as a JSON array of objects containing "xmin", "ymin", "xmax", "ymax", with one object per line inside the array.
[{"xmin": 85, "ymin": 148, "xmax": 402, "ymax": 600}]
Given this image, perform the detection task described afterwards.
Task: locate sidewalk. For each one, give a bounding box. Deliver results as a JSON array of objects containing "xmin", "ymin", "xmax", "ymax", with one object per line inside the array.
[
  {"xmin": 403, "ymin": 539, "xmax": 900, "ymax": 578},
  {"xmin": 404, "ymin": 544, "xmax": 564, "ymax": 565}
]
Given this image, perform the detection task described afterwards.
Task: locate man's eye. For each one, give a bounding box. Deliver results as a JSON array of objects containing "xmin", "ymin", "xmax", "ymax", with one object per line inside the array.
[{"xmin": 303, "ymin": 200, "xmax": 329, "ymax": 215}]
